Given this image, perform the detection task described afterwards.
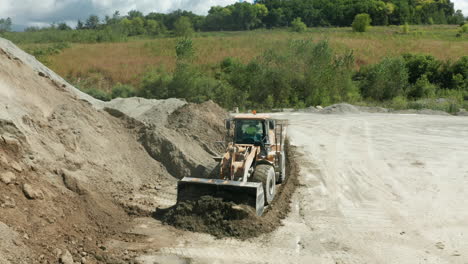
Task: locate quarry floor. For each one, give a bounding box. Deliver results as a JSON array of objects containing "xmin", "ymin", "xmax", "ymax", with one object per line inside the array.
[{"xmin": 116, "ymin": 113, "xmax": 468, "ymax": 264}]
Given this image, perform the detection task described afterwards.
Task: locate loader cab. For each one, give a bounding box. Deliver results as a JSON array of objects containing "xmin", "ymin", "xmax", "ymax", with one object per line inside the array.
[{"xmin": 231, "ymin": 115, "xmax": 272, "ymax": 146}]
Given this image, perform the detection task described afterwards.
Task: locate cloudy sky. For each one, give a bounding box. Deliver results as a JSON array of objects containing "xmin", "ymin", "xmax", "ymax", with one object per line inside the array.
[{"xmin": 0, "ymin": 0, "xmax": 466, "ymax": 30}]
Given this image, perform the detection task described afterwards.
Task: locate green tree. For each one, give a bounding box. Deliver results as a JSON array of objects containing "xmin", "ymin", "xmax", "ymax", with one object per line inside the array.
[
  {"xmin": 146, "ymin": 20, "xmax": 161, "ymax": 35},
  {"xmin": 360, "ymin": 57, "xmax": 409, "ymax": 101},
  {"xmin": 291, "ymin": 17, "xmax": 307, "ymax": 32},
  {"xmin": 408, "ymin": 75, "xmax": 436, "ymax": 98},
  {"xmin": 85, "ymin": 15, "xmax": 100, "ymax": 29},
  {"xmin": 352, "ymin": 13, "xmax": 372, "ymax": 32},
  {"xmin": 57, "ymin": 22, "xmax": 71, "ymax": 30},
  {"xmin": 130, "ymin": 17, "xmax": 146, "ymax": 35},
  {"xmin": 174, "ymin": 16, "xmax": 194, "ymax": 37},
  {"xmin": 120, "ymin": 18, "xmax": 132, "ymax": 35},
  {"xmin": 0, "ymin": 17, "xmax": 12, "ymax": 33},
  {"xmin": 76, "ymin": 20, "xmax": 84, "ymax": 30},
  {"xmin": 128, "ymin": 10, "xmax": 144, "ymax": 19}
]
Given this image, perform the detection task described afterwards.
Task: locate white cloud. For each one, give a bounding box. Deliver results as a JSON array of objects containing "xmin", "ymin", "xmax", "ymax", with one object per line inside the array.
[
  {"xmin": 453, "ymin": 0, "xmax": 468, "ymax": 15},
  {"xmin": 0, "ymin": 0, "xmax": 247, "ymax": 28}
]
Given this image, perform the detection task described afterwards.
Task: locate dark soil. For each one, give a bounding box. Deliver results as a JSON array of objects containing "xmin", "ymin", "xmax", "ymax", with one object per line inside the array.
[{"xmin": 155, "ymin": 142, "xmax": 300, "ymax": 239}]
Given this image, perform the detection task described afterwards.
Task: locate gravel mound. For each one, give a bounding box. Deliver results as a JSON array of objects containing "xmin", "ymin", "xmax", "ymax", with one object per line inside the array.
[
  {"xmin": 105, "ymin": 97, "xmax": 187, "ymax": 127},
  {"xmin": 107, "ymin": 99, "xmax": 227, "ymax": 179},
  {"xmin": 0, "ymin": 37, "xmax": 229, "ymax": 263}
]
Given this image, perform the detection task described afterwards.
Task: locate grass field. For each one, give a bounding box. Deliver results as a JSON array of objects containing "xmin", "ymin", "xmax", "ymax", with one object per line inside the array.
[{"xmin": 20, "ymin": 25, "xmax": 468, "ymax": 92}]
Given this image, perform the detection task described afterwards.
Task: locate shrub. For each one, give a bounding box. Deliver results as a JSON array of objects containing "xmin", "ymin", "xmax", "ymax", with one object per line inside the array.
[
  {"xmin": 138, "ymin": 68, "xmax": 172, "ymax": 99},
  {"xmin": 438, "ymin": 56, "xmax": 468, "ymax": 90},
  {"xmin": 461, "ymin": 24, "xmax": 468, "ymax": 33},
  {"xmin": 360, "ymin": 57, "xmax": 409, "ymax": 101},
  {"xmin": 291, "ymin": 18, "xmax": 307, "ymax": 33},
  {"xmin": 175, "ymin": 38, "xmax": 194, "ymax": 60},
  {"xmin": 111, "ymin": 83, "xmax": 135, "ymax": 99},
  {"xmin": 389, "ymin": 96, "xmax": 408, "ymax": 110},
  {"xmin": 401, "ymin": 23, "xmax": 410, "ymax": 34},
  {"xmin": 352, "ymin": 14, "xmax": 371, "ymax": 32},
  {"xmin": 174, "ymin": 16, "xmax": 194, "ymax": 37},
  {"xmin": 402, "ymin": 53, "xmax": 441, "ymax": 84},
  {"xmin": 408, "ymin": 75, "xmax": 437, "ymax": 99},
  {"xmin": 83, "ymin": 88, "xmax": 111, "ymax": 101}
]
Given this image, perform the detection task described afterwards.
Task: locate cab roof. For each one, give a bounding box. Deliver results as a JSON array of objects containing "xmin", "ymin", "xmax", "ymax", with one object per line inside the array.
[{"xmin": 233, "ymin": 114, "xmax": 271, "ymax": 120}]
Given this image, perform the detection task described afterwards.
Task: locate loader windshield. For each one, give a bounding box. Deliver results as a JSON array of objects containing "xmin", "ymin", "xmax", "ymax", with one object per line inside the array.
[{"xmin": 234, "ymin": 119, "xmax": 265, "ymax": 145}]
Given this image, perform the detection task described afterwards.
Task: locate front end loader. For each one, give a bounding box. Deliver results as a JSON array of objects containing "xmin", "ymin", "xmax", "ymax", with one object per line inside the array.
[{"xmin": 177, "ymin": 113, "xmax": 287, "ymax": 216}]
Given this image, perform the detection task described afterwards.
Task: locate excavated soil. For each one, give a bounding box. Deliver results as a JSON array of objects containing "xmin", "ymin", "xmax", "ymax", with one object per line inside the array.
[
  {"xmin": 0, "ymin": 37, "xmax": 231, "ymax": 263},
  {"xmin": 156, "ymin": 142, "xmax": 300, "ymax": 239}
]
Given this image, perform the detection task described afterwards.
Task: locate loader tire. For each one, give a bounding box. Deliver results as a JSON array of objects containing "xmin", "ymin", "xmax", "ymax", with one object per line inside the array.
[{"xmin": 253, "ymin": 165, "xmax": 276, "ymax": 205}]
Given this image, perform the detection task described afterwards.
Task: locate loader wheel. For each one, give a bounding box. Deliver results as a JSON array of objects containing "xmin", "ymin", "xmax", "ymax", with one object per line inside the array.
[
  {"xmin": 253, "ymin": 165, "xmax": 276, "ymax": 205},
  {"xmin": 278, "ymin": 151, "xmax": 287, "ymax": 183}
]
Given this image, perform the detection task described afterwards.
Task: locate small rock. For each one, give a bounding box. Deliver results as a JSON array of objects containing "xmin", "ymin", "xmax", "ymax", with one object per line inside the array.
[
  {"xmin": 0, "ymin": 196, "xmax": 16, "ymax": 208},
  {"xmin": 22, "ymin": 183, "xmax": 44, "ymax": 200},
  {"xmin": 12, "ymin": 239, "xmax": 22, "ymax": 246},
  {"xmin": 452, "ymin": 250, "xmax": 461, "ymax": 256},
  {"xmin": 59, "ymin": 250, "xmax": 74, "ymax": 264},
  {"xmin": 0, "ymin": 171, "xmax": 16, "ymax": 184},
  {"xmin": 23, "ymin": 233, "xmax": 29, "ymax": 240},
  {"xmin": 316, "ymin": 105, "xmax": 323, "ymax": 110},
  {"xmin": 61, "ymin": 170, "xmax": 87, "ymax": 195},
  {"xmin": 10, "ymin": 161, "xmax": 23, "ymax": 172},
  {"xmin": 0, "ymin": 155, "xmax": 8, "ymax": 165},
  {"xmin": 81, "ymin": 257, "xmax": 87, "ymax": 264},
  {"xmin": 1, "ymin": 135, "xmax": 21, "ymax": 147},
  {"xmin": 435, "ymin": 242, "xmax": 445, "ymax": 250},
  {"xmin": 53, "ymin": 248, "xmax": 62, "ymax": 257},
  {"xmin": 80, "ymin": 251, "xmax": 87, "ymax": 257}
]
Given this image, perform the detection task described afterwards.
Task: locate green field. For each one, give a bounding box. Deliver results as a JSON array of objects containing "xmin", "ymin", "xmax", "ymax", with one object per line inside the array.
[
  {"xmin": 18, "ymin": 25, "xmax": 465, "ymax": 90},
  {"xmin": 12, "ymin": 25, "xmax": 468, "ymax": 112}
]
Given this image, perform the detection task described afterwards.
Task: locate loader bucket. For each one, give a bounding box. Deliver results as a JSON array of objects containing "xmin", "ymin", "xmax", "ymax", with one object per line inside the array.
[{"xmin": 177, "ymin": 177, "xmax": 265, "ymax": 216}]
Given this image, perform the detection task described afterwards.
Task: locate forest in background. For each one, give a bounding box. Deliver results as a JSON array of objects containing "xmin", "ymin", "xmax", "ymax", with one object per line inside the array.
[{"xmin": 0, "ymin": 0, "xmax": 466, "ymax": 44}]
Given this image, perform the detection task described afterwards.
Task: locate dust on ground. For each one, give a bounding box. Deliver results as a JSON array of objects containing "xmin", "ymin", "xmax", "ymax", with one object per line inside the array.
[{"xmin": 155, "ymin": 143, "xmax": 299, "ymax": 239}]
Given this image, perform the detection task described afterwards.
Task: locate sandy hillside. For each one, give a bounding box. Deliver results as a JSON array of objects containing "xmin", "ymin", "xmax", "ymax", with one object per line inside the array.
[{"xmin": 0, "ymin": 37, "xmax": 225, "ymax": 264}]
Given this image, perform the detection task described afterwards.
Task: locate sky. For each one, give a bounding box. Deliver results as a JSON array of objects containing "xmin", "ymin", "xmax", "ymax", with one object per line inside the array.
[{"xmin": 0, "ymin": 0, "xmax": 466, "ymax": 31}]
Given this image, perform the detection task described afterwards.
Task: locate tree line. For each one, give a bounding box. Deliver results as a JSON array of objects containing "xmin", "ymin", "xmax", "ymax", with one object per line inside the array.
[{"xmin": 0, "ymin": 0, "xmax": 466, "ymax": 38}]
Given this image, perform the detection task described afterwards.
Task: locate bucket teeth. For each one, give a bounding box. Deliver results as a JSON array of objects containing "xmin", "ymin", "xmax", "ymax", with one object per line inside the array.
[{"xmin": 177, "ymin": 177, "xmax": 265, "ymax": 216}]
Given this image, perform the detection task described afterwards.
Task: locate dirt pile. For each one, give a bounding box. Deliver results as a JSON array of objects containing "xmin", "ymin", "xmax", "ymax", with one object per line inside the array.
[
  {"xmin": 0, "ymin": 37, "xmax": 233, "ymax": 263},
  {"xmin": 167, "ymin": 101, "xmax": 228, "ymax": 155},
  {"xmin": 107, "ymin": 99, "xmax": 228, "ymax": 180},
  {"xmin": 156, "ymin": 143, "xmax": 300, "ymax": 239}
]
